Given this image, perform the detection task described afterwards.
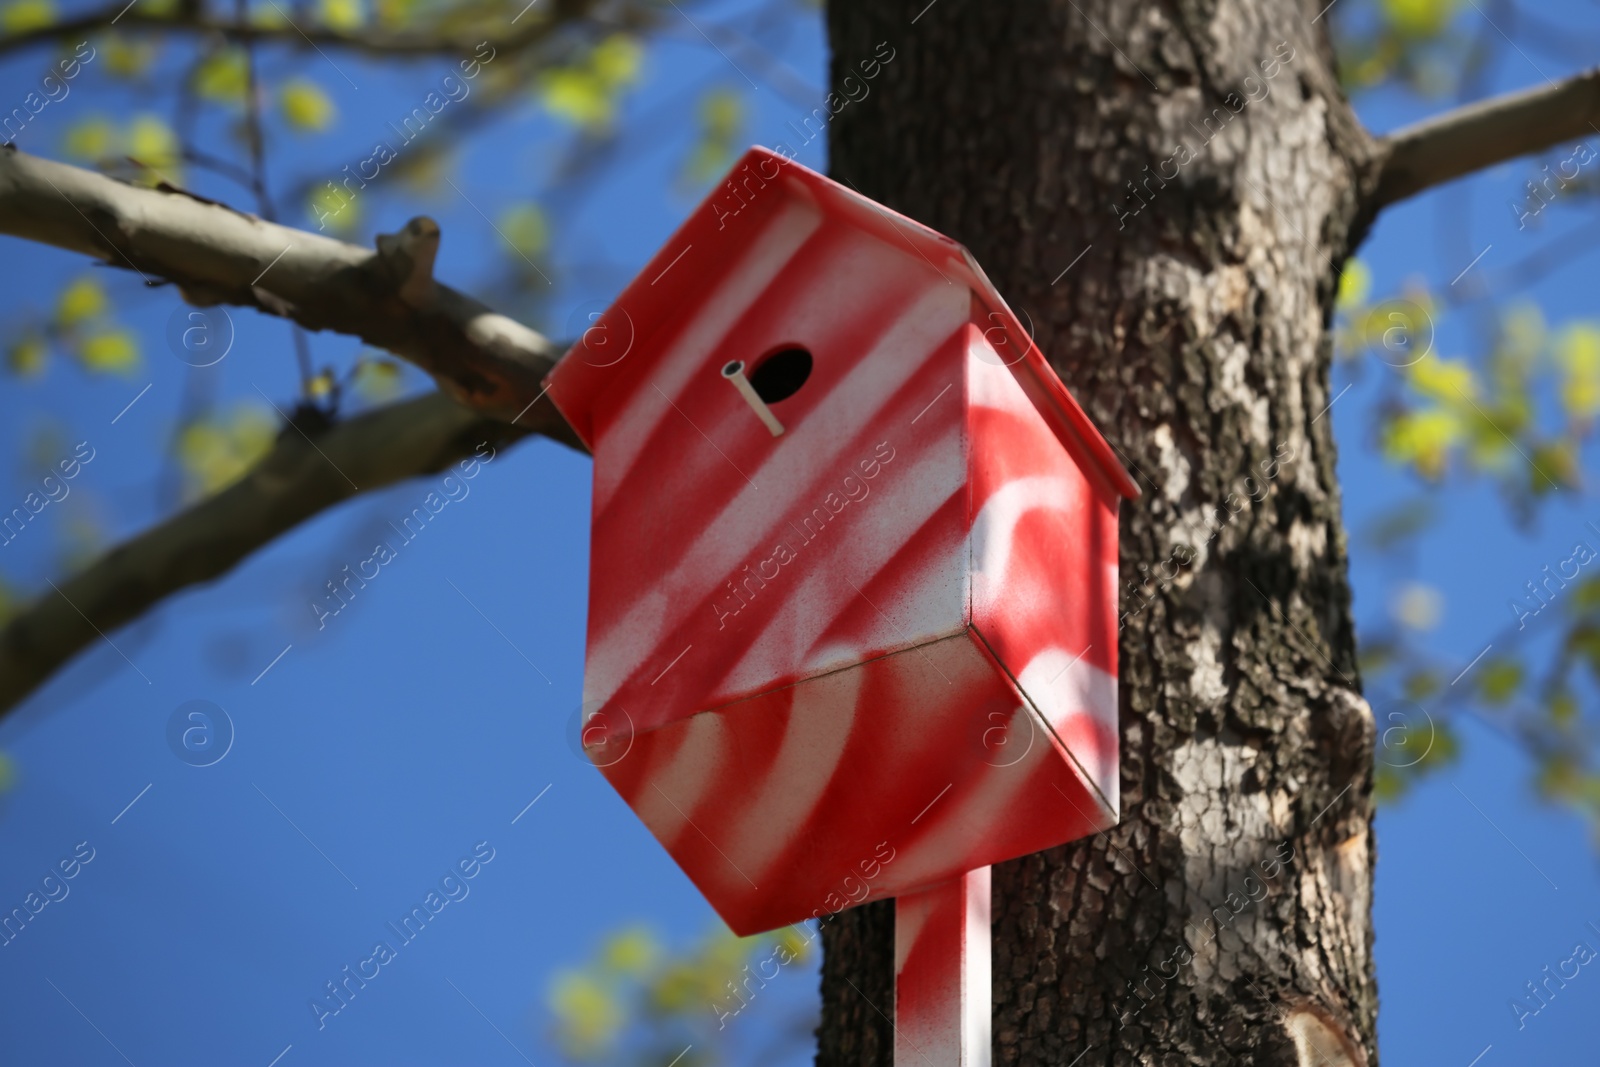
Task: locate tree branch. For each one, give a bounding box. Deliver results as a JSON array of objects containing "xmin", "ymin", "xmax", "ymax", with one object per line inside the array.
[
  {"xmin": 1373, "ymin": 66, "xmax": 1600, "ymax": 209},
  {"xmin": 0, "ymin": 5, "xmax": 606, "ymax": 59},
  {"xmin": 0, "ymin": 147, "xmax": 595, "ymax": 716},
  {"xmin": 0, "ymin": 388, "xmax": 581, "ymax": 717},
  {"xmin": 0, "ymin": 146, "xmax": 578, "ymax": 429}
]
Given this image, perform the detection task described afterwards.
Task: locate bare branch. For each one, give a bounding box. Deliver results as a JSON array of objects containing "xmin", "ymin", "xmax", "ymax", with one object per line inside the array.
[
  {"xmin": 0, "ymin": 146, "xmax": 578, "ymax": 429},
  {"xmin": 0, "ymin": 6, "xmax": 587, "ymax": 59},
  {"xmin": 0, "ymin": 388, "xmax": 582, "ymax": 717},
  {"xmin": 0, "ymin": 147, "xmax": 595, "ymax": 715},
  {"xmin": 1373, "ymin": 66, "xmax": 1600, "ymax": 209}
]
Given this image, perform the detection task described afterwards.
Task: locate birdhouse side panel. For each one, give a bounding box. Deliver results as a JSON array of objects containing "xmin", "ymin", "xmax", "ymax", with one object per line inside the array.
[
  {"xmin": 581, "ymin": 230, "xmax": 974, "ymax": 735},
  {"xmin": 965, "ymin": 335, "xmax": 1122, "ymax": 815}
]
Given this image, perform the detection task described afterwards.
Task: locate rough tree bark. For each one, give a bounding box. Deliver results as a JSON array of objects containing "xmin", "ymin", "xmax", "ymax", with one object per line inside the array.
[{"xmin": 819, "ymin": 3, "xmax": 1380, "ymax": 1064}]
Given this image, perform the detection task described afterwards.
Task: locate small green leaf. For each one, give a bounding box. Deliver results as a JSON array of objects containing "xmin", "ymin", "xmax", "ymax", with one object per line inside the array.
[
  {"xmin": 126, "ymin": 113, "xmax": 181, "ymax": 183},
  {"xmin": 308, "ymin": 183, "xmax": 359, "ymax": 233},
  {"xmin": 62, "ymin": 116, "xmax": 117, "ymax": 162},
  {"xmin": 1568, "ymin": 624, "xmax": 1600, "ymax": 681},
  {"xmin": 1527, "ymin": 440, "xmax": 1578, "ymax": 495},
  {"xmin": 1, "ymin": 0, "xmax": 55, "ymax": 32},
  {"xmin": 177, "ymin": 404, "xmax": 277, "ymax": 497},
  {"xmin": 56, "ymin": 275, "xmax": 107, "ymax": 326},
  {"xmin": 498, "ymin": 203, "xmax": 548, "ymax": 258},
  {"xmin": 1381, "ymin": 0, "xmax": 1459, "ymax": 37},
  {"xmin": 590, "ymin": 34, "xmax": 642, "ymax": 87},
  {"xmin": 1401, "ymin": 669, "xmax": 1440, "ymax": 702},
  {"xmin": 1337, "ymin": 259, "xmax": 1371, "ymax": 311},
  {"xmin": 538, "ymin": 34, "xmax": 643, "ymax": 129},
  {"xmin": 308, "ymin": 369, "xmax": 337, "ymax": 402},
  {"xmin": 540, "ymin": 69, "xmax": 613, "ymax": 127},
  {"xmin": 103, "ymin": 35, "xmax": 158, "ymax": 78},
  {"xmin": 1557, "ymin": 323, "xmax": 1600, "ymax": 423},
  {"xmin": 1406, "ymin": 355, "xmax": 1476, "ymax": 403},
  {"xmin": 78, "ymin": 329, "xmax": 140, "ymax": 374},
  {"xmin": 548, "ymin": 971, "xmax": 623, "ymax": 1058},
  {"xmin": 599, "ymin": 926, "xmax": 660, "ymax": 977},
  {"xmin": 1476, "ymin": 659, "xmax": 1522, "ymax": 705},
  {"xmin": 373, "ymin": 0, "xmax": 413, "ymax": 27},
  {"xmin": 352, "ymin": 358, "xmax": 403, "ymax": 403},
  {"xmin": 1561, "ymin": 575, "xmax": 1600, "ymax": 617},
  {"xmin": 1373, "ymin": 764, "xmax": 1407, "ymax": 803},
  {"xmin": 194, "ymin": 50, "xmax": 248, "ymax": 105},
  {"xmin": 318, "ymin": 0, "xmax": 363, "ymax": 28},
  {"xmin": 682, "ymin": 87, "xmax": 745, "ymax": 186},
  {"xmin": 280, "ymin": 78, "xmax": 337, "ymax": 131},
  {"xmin": 1536, "ymin": 753, "xmax": 1582, "ymax": 801},
  {"xmin": 7, "ymin": 333, "xmax": 47, "ymax": 377},
  {"xmin": 1380, "ymin": 408, "xmax": 1461, "ymax": 480}
]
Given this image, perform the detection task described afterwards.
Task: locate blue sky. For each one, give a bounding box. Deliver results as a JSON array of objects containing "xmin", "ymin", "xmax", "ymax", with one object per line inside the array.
[{"xmin": 2, "ymin": 2, "xmax": 1600, "ymax": 1064}]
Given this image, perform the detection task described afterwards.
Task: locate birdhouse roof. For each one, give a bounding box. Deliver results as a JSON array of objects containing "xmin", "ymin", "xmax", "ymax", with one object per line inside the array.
[{"xmin": 544, "ymin": 146, "xmax": 1139, "ymax": 501}]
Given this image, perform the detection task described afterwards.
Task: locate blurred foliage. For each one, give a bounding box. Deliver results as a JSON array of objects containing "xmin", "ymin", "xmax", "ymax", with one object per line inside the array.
[
  {"xmin": 1337, "ymin": 257, "xmax": 1600, "ymax": 821},
  {"xmin": 539, "ymin": 34, "xmax": 644, "ymax": 129},
  {"xmin": 62, "ymin": 112, "xmax": 184, "ymax": 185},
  {"xmin": 681, "ymin": 87, "xmax": 745, "ymax": 189},
  {"xmin": 1308, "ymin": 0, "xmax": 1600, "ymax": 841},
  {"xmin": 547, "ymin": 922, "xmax": 816, "ymax": 1066},
  {"xmin": 1336, "ymin": 0, "xmax": 1468, "ymax": 94},
  {"xmin": 279, "ymin": 78, "xmax": 338, "ymax": 131},
  {"xmin": 1335, "ymin": 267, "xmax": 1589, "ymax": 511},
  {"xmin": 194, "ymin": 49, "xmax": 249, "ymax": 106},
  {"xmin": 1, "ymin": 0, "xmax": 54, "ymax": 33},
  {"xmin": 319, "ymin": 0, "xmax": 365, "ymax": 31},
  {"xmin": 350, "ymin": 356, "xmax": 406, "ymax": 404},
  {"xmin": 499, "ymin": 202, "xmax": 550, "ymax": 258},
  {"xmin": 4, "ymin": 274, "xmax": 141, "ymax": 379},
  {"xmin": 101, "ymin": 35, "xmax": 158, "ymax": 79},
  {"xmin": 1374, "ymin": 715, "xmax": 1461, "ymax": 802},
  {"xmin": 176, "ymin": 404, "xmax": 277, "ymax": 499}
]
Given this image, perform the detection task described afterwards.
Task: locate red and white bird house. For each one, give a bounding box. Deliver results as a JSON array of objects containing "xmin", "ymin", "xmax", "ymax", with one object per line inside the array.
[{"xmin": 545, "ymin": 145, "xmax": 1135, "ymax": 1062}]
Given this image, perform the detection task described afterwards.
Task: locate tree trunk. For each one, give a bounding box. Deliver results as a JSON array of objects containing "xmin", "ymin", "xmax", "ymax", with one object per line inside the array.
[{"xmin": 818, "ymin": 3, "xmax": 1380, "ymax": 1064}]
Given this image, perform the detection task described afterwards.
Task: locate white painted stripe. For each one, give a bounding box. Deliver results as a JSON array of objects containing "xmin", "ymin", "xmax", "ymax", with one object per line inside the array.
[
  {"xmin": 963, "ymin": 868, "xmax": 992, "ymax": 1066},
  {"xmin": 584, "ymin": 283, "xmax": 971, "ymax": 709},
  {"xmin": 969, "ymin": 474, "xmax": 1090, "ymax": 610},
  {"xmin": 888, "ymin": 714, "xmax": 1055, "ymax": 893},
  {"xmin": 1015, "ymin": 648, "xmax": 1120, "ymax": 811},
  {"xmin": 722, "ymin": 647, "xmax": 862, "ymax": 883},
  {"xmin": 712, "ymin": 412, "xmax": 968, "ymax": 700},
  {"xmin": 894, "ymin": 869, "xmax": 992, "ymax": 1066},
  {"xmin": 630, "ymin": 711, "xmax": 731, "ymax": 847},
  {"xmin": 595, "ymin": 199, "xmax": 823, "ymax": 511}
]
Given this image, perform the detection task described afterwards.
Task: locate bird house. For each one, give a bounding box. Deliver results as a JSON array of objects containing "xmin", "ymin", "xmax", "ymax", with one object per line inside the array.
[{"xmin": 545, "ymin": 146, "xmax": 1137, "ymax": 937}]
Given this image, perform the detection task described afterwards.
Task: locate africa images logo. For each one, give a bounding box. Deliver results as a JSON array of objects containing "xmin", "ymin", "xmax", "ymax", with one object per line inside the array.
[{"xmin": 711, "ymin": 442, "xmax": 896, "ymax": 629}]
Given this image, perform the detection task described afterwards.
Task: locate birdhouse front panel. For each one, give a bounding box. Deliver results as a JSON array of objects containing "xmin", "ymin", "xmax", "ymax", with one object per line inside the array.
[
  {"xmin": 580, "ymin": 212, "xmax": 976, "ymax": 735},
  {"xmin": 544, "ymin": 146, "xmax": 1136, "ymax": 936}
]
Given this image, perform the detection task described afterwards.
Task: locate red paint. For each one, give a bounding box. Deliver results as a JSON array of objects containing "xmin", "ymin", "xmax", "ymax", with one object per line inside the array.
[{"xmin": 545, "ymin": 146, "xmax": 1135, "ymax": 937}]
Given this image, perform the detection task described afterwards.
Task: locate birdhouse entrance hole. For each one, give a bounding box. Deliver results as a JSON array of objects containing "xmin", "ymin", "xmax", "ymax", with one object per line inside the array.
[{"xmin": 747, "ymin": 346, "xmax": 812, "ymax": 403}]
